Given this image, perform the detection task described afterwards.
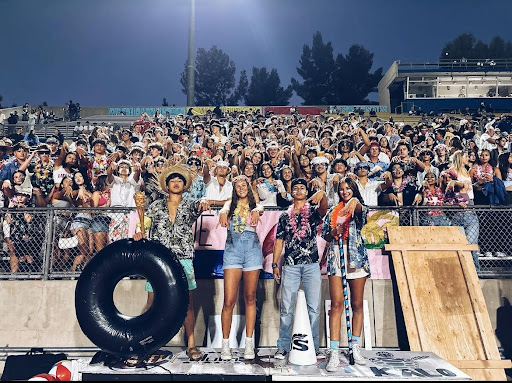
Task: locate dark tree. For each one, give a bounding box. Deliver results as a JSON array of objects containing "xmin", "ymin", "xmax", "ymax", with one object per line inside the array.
[
  {"xmin": 227, "ymin": 69, "xmax": 249, "ymax": 106},
  {"xmin": 42, "ymin": 101, "xmax": 48, "ymax": 107},
  {"xmin": 162, "ymin": 98, "xmax": 169, "ymax": 106},
  {"xmin": 441, "ymin": 34, "xmax": 512, "ymax": 60},
  {"xmin": 333, "ymin": 45, "xmax": 383, "ymax": 104},
  {"xmin": 180, "ymin": 45, "xmax": 237, "ymax": 106},
  {"xmin": 0, "ymin": 94, "xmax": 3, "ymax": 108},
  {"xmin": 291, "ymin": 31, "xmax": 336, "ymax": 105},
  {"xmin": 292, "ymin": 31, "xmax": 381, "ymax": 105},
  {"xmin": 245, "ymin": 67, "xmax": 293, "ymax": 106}
]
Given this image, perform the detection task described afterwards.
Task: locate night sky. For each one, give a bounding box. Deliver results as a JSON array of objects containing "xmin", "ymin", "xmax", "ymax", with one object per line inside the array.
[{"xmin": 1, "ymin": 0, "xmax": 511, "ymax": 107}]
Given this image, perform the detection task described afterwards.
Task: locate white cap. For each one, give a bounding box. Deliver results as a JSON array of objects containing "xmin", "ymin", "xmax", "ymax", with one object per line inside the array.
[{"xmin": 216, "ymin": 160, "xmax": 230, "ymax": 168}]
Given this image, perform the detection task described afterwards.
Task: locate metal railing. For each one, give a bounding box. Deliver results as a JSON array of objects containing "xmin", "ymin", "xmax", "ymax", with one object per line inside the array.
[
  {"xmin": 0, "ymin": 205, "xmax": 510, "ymax": 280},
  {"xmin": 398, "ymin": 58, "xmax": 512, "ymax": 71}
]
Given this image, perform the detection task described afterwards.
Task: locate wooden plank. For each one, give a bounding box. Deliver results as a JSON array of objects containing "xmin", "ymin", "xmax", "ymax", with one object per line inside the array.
[
  {"xmin": 461, "ymin": 368, "xmax": 507, "ymax": 381},
  {"xmin": 385, "ymin": 244, "xmax": 479, "ymax": 251},
  {"xmin": 448, "ymin": 359, "xmax": 512, "ymax": 369},
  {"xmin": 456, "ymin": 250, "xmax": 502, "ymax": 361},
  {"xmin": 400, "ymin": 250, "xmax": 427, "ymax": 350},
  {"xmin": 387, "ymin": 226, "xmax": 506, "ymax": 381},
  {"xmin": 388, "ymin": 249, "xmax": 422, "ymax": 350}
]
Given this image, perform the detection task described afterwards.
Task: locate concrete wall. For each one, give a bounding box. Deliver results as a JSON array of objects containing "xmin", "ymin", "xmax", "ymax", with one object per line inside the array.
[
  {"xmin": 0, "ymin": 278, "xmax": 510, "ymax": 350},
  {"xmin": 378, "ymin": 61, "xmax": 399, "ymax": 111}
]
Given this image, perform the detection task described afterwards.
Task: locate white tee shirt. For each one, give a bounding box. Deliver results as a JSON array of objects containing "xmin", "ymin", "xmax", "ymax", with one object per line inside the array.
[
  {"xmin": 110, "ymin": 174, "xmax": 142, "ymax": 207},
  {"xmin": 363, "ymin": 152, "xmax": 391, "ymax": 163},
  {"xmin": 479, "ymin": 133, "xmax": 496, "ymax": 151},
  {"xmin": 205, "ymin": 177, "xmax": 233, "ymax": 202},
  {"xmin": 53, "ymin": 167, "xmax": 73, "ymax": 186},
  {"xmin": 356, "ymin": 178, "xmax": 382, "ymax": 206}
]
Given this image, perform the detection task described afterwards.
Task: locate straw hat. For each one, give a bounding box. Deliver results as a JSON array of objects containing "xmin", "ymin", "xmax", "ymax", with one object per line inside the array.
[{"xmin": 158, "ymin": 164, "xmax": 192, "ymax": 192}]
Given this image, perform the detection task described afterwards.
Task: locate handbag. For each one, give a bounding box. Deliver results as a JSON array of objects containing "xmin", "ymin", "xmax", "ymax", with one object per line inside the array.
[
  {"xmin": 58, "ymin": 220, "xmax": 79, "ymax": 250},
  {"xmin": 1, "ymin": 348, "xmax": 67, "ymax": 380}
]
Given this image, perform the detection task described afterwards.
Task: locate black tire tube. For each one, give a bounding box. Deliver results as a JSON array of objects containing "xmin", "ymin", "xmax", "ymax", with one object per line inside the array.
[{"xmin": 75, "ymin": 238, "xmax": 189, "ymax": 359}]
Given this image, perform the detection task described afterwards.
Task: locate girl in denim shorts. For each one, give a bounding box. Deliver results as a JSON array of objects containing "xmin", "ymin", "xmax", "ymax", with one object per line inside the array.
[{"xmin": 218, "ymin": 175, "xmax": 264, "ymax": 361}]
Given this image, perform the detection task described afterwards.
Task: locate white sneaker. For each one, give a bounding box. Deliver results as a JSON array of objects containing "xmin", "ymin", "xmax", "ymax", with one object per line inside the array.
[
  {"xmin": 495, "ymin": 252, "xmax": 508, "ymax": 258},
  {"xmin": 221, "ymin": 339, "xmax": 232, "ymax": 361},
  {"xmin": 352, "ymin": 344, "xmax": 366, "ymax": 365},
  {"xmin": 325, "ymin": 349, "xmax": 340, "ymax": 372},
  {"xmin": 316, "ymin": 349, "xmax": 325, "ymax": 359},
  {"xmin": 484, "ymin": 252, "xmax": 494, "ymax": 258},
  {"xmin": 244, "ymin": 338, "xmax": 255, "ymax": 360},
  {"xmin": 274, "ymin": 349, "xmax": 288, "ymax": 360}
]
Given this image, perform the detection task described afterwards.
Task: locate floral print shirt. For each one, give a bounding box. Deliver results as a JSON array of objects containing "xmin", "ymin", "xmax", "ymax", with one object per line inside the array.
[
  {"xmin": 87, "ymin": 154, "xmax": 110, "ymax": 186},
  {"xmin": 28, "ymin": 159, "xmax": 54, "ymax": 196},
  {"xmin": 146, "ymin": 198, "xmax": 202, "ymax": 260},
  {"xmin": 322, "ymin": 204, "xmax": 370, "ymax": 274},
  {"xmin": 276, "ymin": 205, "xmax": 323, "ymax": 265},
  {"xmin": 183, "ymin": 176, "xmax": 206, "ymax": 202}
]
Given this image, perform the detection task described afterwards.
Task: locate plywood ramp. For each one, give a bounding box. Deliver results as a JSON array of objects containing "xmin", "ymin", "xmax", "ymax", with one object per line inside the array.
[{"xmin": 385, "ymin": 226, "xmax": 510, "ymax": 381}]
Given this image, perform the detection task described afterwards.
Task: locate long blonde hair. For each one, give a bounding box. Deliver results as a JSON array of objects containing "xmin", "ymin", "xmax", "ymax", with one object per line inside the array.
[{"xmin": 449, "ymin": 150, "xmax": 469, "ymax": 176}]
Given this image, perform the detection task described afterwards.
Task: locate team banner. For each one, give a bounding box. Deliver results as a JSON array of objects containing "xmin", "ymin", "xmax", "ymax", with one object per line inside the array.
[
  {"xmin": 329, "ymin": 105, "xmax": 388, "ymax": 113},
  {"xmin": 108, "ymin": 107, "xmax": 185, "ymax": 116},
  {"xmin": 79, "ymin": 349, "xmax": 470, "ymax": 379},
  {"xmin": 221, "ymin": 106, "xmax": 262, "ymax": 114},
  {"xmin": 264, "ymin": 106, "xmax": 326, "ymax": 115}
]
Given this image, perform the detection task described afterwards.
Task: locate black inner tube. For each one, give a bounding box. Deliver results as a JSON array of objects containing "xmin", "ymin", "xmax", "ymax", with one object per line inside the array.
[{"xmin": 75, "ymin": 238, "xmax": 189, "ymax": 358}]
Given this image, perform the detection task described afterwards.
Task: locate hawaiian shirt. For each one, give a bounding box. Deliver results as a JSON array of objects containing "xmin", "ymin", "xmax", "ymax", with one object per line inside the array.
[
  {"xmin": 87, "ymin": 153, "xmax": 110, "ymax": 186},
  {"xmin": 146, "ymin": 198, "xmax": 202, "ymax": 260},
  {"xmin": 322, "ymin": 204, "xmax": 370, "ymax": 274},
  {"xmin": 183, "ymin": 176, "xmax": 206, "ymax": 202},
  {"xmin": 28, "ymin": 159, "xmax": 55, "ymax": 196},
  {"xmin": 275, "ymin": 205, "xmax": 323, "ymax": 266}
]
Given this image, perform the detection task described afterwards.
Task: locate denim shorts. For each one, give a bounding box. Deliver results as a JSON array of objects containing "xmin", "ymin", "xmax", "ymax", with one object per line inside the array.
[
  {"xmin": 90, "ymin": 215, "xmax": 111, "ymax": 233},
  {"xmin": 145, "ymin": 258, "xmax": 197, "ymax": 292},
  {"xmin": 70, "ymin": 213, "xmax": 92, "ymax": 231},
  {"xmin": 223, "ymin": 230, "xmax": 263, "ymax": 272}
]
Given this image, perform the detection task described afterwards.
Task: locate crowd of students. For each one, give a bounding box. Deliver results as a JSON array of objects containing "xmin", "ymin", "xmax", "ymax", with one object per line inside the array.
[
  {"xmin": 0, "ymin": 109, "xmax": 510, "ymax": 272},
  {"xmin": 1, "ymin": 108, "xmax": 511, "ymax": 368}
]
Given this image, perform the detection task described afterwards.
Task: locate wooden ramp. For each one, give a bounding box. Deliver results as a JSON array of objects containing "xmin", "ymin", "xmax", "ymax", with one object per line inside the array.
[{"xmin": 385, "ymin": 226, "xmax": 511, "ymax": 381}]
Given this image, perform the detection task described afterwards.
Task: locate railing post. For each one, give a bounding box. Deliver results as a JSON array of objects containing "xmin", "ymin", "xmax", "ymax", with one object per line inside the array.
[
  {"xmin": 411, "ymin": 207, "xmax": 419, "ymax": 226},
  {"xmin": 43, "ymin": 207, "xmax": 55, "ymax": 280}
]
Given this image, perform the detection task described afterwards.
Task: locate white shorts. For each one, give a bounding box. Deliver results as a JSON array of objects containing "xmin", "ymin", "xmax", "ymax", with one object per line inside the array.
[{"xmin": 334, "ymin": 243, "xmax": 369, "ymax": 280}]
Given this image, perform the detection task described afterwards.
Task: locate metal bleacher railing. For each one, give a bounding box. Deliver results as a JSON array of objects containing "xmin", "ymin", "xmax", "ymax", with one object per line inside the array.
[{"xmin": 0, "ymin": 205, "xmax": 510, "ymax": 281}]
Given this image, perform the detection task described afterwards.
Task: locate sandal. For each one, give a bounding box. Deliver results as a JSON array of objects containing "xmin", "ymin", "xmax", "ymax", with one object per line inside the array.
[{"xmin": 187, "ymin": 346, "xmax": 203, "ymax": 361}]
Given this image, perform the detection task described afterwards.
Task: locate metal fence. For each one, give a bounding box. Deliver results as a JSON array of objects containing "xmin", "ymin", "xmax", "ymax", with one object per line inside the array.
[{"xmin": 0, "ymin": 205, "xmax": 510, "ymax": 280}]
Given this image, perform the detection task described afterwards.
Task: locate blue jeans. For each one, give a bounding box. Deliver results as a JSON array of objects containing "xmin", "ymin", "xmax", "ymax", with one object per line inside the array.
[
  {"xmin": 277, "ymin": 263, "xmax": 321, "ymax": 352},
  {"xmin": 451, "ymin": 211, "xmax": 480, "ymax": 271},
  {"xmin": 420, "ymin": 213, "xmax": 451, "ymax": 227}
]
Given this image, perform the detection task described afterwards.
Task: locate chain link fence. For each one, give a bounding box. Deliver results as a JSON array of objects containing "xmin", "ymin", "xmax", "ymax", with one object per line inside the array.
[
  {"xmin": 0, "ymin": 207, "xmax": 134, "ymax": 280},
  {"xmin": 410, "ymin": 206, "xmax": 512, "ymax": 278},
  {"xmin": 0, "ymin": 205, "xmax": 510, "ymax": 280}
]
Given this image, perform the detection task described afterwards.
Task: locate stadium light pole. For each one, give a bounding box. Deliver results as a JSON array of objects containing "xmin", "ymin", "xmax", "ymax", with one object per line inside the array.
[{"xmin": 187, "ymin": 0, "xmax": 195, "ymax": 107}]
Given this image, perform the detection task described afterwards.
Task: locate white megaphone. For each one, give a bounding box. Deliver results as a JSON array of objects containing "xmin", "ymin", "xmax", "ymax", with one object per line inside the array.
[{"xmin": 288, "ymin": 289, "xmax": 317, "ymax": 365}]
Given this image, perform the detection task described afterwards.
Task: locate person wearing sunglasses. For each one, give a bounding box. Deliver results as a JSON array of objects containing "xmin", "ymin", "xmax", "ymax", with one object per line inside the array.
[
  {"xmin": 19, "ymin": 144, "xmax": 55, "ymax": 207},
  {"xmin": 183, "ymin": 156, "xmax": 207, "ymax": 202}
]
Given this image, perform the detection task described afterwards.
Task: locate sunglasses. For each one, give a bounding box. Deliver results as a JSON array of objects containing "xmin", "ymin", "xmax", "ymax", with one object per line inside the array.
[
  {"xmin": 39, "ymin": 151, "xmax": 50, "ymax": 155},
  {"xmin": 340, "ymin": 140, "xmax": 351, "ymax": 146},
  {"xmin": 187, "ymin": 160, "xmax": 201, "ymax": 166}
]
